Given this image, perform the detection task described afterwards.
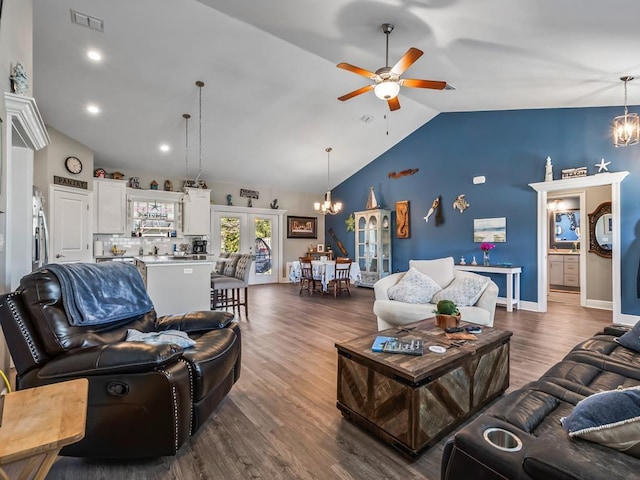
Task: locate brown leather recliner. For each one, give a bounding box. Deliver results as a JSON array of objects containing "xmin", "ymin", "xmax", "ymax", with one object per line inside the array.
[{"xmin": 0, "ymin": 265, "xmax": 241, "ymax": 458}]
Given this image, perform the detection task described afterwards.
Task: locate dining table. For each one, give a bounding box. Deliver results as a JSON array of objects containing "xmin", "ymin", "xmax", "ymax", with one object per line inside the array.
[{"xmin": 289, "ymin": 260, "xmax": 361, "ymax": 292}]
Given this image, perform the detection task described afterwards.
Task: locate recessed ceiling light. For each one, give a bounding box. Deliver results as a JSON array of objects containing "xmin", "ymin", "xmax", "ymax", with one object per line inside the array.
[
  {"xmin": 86, "ymin": 104, "xmax": 100, "ymax": 114},
  {"xmin": 159, "ymin": 144, "xmax": 170, "ymax": 153},
  {"xmin": 87, "ymin": 49, "xmax": 102, "ymax": 62}
]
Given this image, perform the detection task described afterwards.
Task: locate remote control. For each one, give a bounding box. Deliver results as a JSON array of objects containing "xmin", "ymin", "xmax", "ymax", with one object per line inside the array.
[{"xmin": 445, "ymin": 326, "xmax": 465, "ymax": 333}]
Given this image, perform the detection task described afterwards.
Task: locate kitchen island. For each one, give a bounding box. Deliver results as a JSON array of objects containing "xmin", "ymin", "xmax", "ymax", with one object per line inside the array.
[{"xmin": 135, "ymin": 255, "xmax": 214, "ymax": 316}]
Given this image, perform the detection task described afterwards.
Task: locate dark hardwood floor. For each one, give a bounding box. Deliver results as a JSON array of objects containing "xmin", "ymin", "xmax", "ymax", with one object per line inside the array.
[{"xmin": 48, "ymin": 284, "xmax": 611, "ymax": 480}]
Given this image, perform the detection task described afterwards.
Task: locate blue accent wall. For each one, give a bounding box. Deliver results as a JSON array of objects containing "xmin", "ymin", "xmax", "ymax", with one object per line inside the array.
[{"xmin": 325, "ymin": 105, "xmax": 640, "ymax": 314}]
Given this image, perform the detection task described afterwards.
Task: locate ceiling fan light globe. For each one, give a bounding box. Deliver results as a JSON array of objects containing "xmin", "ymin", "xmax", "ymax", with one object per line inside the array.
[{"xmin": 374, "ymin": 81, "xmax": 400, "ymax": 100}]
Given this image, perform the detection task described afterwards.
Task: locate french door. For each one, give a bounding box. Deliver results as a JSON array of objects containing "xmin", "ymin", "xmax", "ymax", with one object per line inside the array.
[{"xmin": 211, "ymin": 207, "xmax": 280, "ymax": 285}]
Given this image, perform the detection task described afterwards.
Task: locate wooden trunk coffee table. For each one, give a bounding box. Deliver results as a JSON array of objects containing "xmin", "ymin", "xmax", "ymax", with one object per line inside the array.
[{"xmin": 336, "ymin": 320, "xmax": 512, "ymax": 457}]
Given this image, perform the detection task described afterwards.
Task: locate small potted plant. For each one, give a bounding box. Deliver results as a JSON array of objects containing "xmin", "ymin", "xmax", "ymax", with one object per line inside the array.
[{"xmin": 434, "ymin": 299, "xmax": 461, "ymax": 329}]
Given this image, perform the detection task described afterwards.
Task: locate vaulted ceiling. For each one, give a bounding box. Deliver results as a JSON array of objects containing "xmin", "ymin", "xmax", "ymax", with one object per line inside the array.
[{"xmin": 33, "ymin": 0, "xmax": 640, "ymax": 192}]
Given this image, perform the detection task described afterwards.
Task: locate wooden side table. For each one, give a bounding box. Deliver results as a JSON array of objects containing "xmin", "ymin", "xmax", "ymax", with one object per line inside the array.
[{"xmin": 0, "ymin": 378, "xmax": 88, "ymax": 480}]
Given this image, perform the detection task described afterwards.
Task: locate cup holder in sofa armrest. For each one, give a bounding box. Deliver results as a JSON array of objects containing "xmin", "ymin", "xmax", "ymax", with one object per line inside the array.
[{"xmin": 483, "ymin": 428, "xmax": 523, "ymax": 452}]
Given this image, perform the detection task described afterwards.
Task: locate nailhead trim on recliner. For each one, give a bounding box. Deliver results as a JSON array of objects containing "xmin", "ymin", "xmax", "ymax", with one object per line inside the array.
[{"xmin": 5, "ymin": 293, "xmax": 41, "ymax": 364}]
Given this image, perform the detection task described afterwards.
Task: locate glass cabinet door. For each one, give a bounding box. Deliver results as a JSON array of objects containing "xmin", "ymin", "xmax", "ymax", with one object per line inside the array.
[
  {"xmin": 357, "ymin": 216, "xmax": 367, "ymax": 273},
  {"xmin": 367, "ymin": 215, "xmax": 378, "ymax": 273}
]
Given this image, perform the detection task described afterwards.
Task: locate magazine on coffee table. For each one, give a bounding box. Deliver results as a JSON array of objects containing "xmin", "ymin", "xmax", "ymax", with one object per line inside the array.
[{"xmin": 371, "ymin": 336, "xmax": 424, "ymax": 356}]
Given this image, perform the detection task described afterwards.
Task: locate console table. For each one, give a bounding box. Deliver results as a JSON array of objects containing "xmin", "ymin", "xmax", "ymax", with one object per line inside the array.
[
  {"xmin": 0, "ymin": 378, "xmax": 88, "ymax": 480},
  {"xmin": 455, "ymin": 264, "xmax": 522, "ymax": 312}
]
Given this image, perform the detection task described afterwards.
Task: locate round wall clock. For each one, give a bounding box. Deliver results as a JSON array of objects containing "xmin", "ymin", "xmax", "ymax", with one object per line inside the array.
[{"xmin": 65, "ymin": 156, "xmax": 83, "ymax": 174}]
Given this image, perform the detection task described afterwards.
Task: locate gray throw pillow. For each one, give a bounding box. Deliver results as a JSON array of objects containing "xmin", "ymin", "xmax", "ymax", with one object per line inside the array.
[
  {"xmin": 616, "ymin": 322, "xmax": 640, "ymax": 353},
  {"xmin": 387, "ymin": 267, "xmax": 442, "ymax": 304},
  {"xmin": 560, "ymin": 385, "xmax": 640, "ymax": 457}
]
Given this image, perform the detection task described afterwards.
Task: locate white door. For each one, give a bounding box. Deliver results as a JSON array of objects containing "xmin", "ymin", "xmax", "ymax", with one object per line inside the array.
[
  {"xmin": 51, "ymin": 186, "xmax": 92, "ymax": 263},
  {"xmin": 211, "ymin": 207, "xmax": 280, "ymax": 284}
]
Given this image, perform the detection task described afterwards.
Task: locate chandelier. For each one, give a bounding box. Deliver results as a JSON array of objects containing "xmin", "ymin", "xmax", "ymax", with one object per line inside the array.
[
  {"xmin": 613, "ymin": 76, "xmax": 639, "ymax": 147},
  {"xmin": 314, "ymin": 147, "xmax": 343, "ymax": 215}
]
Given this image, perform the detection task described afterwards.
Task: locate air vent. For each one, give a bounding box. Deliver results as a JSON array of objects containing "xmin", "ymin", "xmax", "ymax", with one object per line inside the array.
[{"xmin": 70, "ymin": 9, "xmax": 104, "ymax": 32}]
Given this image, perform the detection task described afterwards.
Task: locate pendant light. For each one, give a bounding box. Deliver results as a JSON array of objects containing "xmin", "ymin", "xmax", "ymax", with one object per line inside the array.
[
  {"xmin": 314, "ymin": 147, "xmax": 343, "ymax": 215},
  {"xmin": 195, "ymin": 80, "xmax": 205, "ymax": 184},
  {"xmin": 182, "ymin": 112, "xmax": 193, "ymax": 199},
  {"xmin": 613, "ymin": 76, "xmax": 639, "ymax": 147},
  {"xmin": 183, "ymin": 113, "xmax": 191, "ymax": 180}
]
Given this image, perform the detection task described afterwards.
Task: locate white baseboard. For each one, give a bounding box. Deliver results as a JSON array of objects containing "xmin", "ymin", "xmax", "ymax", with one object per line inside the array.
[
  {"xmin": 496, "ymin": 297, "xmax": 538, "ymax": 312},
  {"xmin": 614, "ymin": 312, "xmax": 640, "ymax": 326},
  {"xmin": 584, "ymin": 299, "xmax": 613, "ymax": 310}
]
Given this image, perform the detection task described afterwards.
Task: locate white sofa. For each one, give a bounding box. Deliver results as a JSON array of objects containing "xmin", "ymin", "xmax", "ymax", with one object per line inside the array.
[{"xmin": 373, "ymin": 257, "xmax": 498, "ymax": 331}]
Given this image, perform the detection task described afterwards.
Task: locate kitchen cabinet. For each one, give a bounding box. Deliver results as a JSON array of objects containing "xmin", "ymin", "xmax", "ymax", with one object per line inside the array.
[
  {"xmin": 135, "ymin": 256, "xmax": 213, "ymax": 316},
  {"xmin": 50, "ymin": 185, "xmax": 92, "ymax": 263},
  {"xmin": 354, "ymin": 209, "xmax": 391, "ymax": 287},
  {"xmin": 549, "ymin": 254, "xmax": 580, "ymax": 288},
  {"xmin": 183, "ymin": 187, "xmax": 211, "ymax": 236},
  {"xmin": 94, "ymin": 178, "xmax": 127, "ymax": 234}
]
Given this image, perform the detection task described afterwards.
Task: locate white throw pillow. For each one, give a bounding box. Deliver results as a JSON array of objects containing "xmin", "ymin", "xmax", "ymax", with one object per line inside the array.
[
  {"xmin": 432, "ymin": 273, "xmax": 490, "ymax": 306},
  {"xmin": 387, "ymin": 267, "xmax": 442, "ymax": 304},
  {"xmin": 409, "ymin": 257, "xmax": 455, "ymax": 288}
]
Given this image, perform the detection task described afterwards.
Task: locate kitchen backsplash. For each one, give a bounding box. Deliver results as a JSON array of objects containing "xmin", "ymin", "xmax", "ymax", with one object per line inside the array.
[{"xmin": 94, "ymin": 234, "xmax": 208, "ymax": 257}]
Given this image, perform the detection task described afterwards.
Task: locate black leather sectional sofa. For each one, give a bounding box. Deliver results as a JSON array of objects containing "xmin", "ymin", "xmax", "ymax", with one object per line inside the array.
[{"xmin": 441, "ymin": 325, "xmax": 640, "ymax": 480}]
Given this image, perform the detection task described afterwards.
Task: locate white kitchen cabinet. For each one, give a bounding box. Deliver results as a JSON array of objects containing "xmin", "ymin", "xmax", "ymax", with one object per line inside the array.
[
  {"xmin": 50, "ymin": 185, "xmax": 92, "ymax": 263},
  {"xmin": 549, "ymin": 255, "xmax": 564, "ymax": 285},
  {"xmin": 135, "ymin": 257, "xmax": 213, "ymax": 316},
  {"xmin": 354, "ymin": 209, "xmax": 391, "ymax": 287},
  {"xmin": 94, "ymin": 178, "xmax": 127, "ymax": 234},
  {"xmin": 182, "ymin": 187, "xmax": 211, "ymax": 236},
  {"xmin": 549, "ymin": 253, "xmax": 580, "ymax": 288}
]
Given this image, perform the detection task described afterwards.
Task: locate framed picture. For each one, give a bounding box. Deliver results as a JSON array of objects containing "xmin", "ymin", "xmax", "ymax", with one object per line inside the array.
[
  {"xmin": 474, "ymin": 217, "xmax": 507, "ymax": 242},
  {"xmin": 287, "ymin": 216, "xmax": 317, "ymax": 239},
  {"xmin": 317, "ymin": 244, "xmax": 324, "ymax": 252}
]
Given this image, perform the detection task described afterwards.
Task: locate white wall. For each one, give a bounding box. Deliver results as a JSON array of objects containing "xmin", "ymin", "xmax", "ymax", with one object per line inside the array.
[
  {"xmin": 0, "ymin": 0, "xmax": 34, "ymax": 378},
  {"xmin": 34, "ymin": 125, "xmax": 94, "ymax": 218},
  {"xmin": 586, "ymin": 185, "xmax": 612, "ymax": 302},
  {"xmin": 9, "ymin": 147, "xmax": 33, "ymax": 289}
]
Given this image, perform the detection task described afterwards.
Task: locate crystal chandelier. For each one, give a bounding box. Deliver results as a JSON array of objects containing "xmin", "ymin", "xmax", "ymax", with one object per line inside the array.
[
  {"xmin": 613, "ymin": 76, "xmax": 639, "ymax": 147},
  {"xmin": 314, "ymin": 147, "xmax": 343, "ymax": 215}
]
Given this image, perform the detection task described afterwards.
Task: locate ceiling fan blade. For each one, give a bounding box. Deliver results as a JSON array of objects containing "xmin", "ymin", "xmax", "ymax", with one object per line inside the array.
[
  {"xmin": 387, "ymin": 96, "xmax": 400, "ymax": 111},
  {"xmin": 338, "ymin": 84, "xmax": 375, "ymax": 101},
  {"xmin": 401, "ymin": 78, "xmax": 447, "ymax": 90},
  {"xmin": 337, "ymin": 62, "xmax": 378, "ymax": 79},
  {"xmin": 391, "ymin": 48, "xmax": 423, "ymax": 75}
]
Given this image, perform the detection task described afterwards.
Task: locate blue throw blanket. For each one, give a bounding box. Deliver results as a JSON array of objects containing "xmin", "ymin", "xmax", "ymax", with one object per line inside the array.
[{"xmin": 45, "ymin": 262, "xmax": 154, "ymax": 326}]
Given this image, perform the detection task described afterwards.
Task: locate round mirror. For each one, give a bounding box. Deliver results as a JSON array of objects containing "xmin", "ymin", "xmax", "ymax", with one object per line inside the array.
[{"xmin": 588, "ymin": 202, "xmax": 612, "ymax": 258}]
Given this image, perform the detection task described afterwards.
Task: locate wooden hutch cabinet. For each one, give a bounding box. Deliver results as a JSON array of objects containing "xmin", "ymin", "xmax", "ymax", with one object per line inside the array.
[{"xmin": 354, "ymin": 209, "xmax": 392, "ymax": 287}]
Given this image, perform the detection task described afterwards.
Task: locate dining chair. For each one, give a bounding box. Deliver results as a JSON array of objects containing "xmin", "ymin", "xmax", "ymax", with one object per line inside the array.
[
  {"xmin": 330, "ymin": 258, "xmax": 352, "ymax": 297},
  {"xmin": 299, "ymin": 256, "xmax": 322, "ymax": 295}
]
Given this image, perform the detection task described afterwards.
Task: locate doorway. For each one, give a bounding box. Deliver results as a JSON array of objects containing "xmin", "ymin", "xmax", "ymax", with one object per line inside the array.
[
  {"xmin": 211, "ymin": 206, "xmax": 282, "ymax": 285},
  {"xmin": 547, "ymin": 194, "xmax": 583, "ymax": 306},
  {"xmin": 530, "ymin": 172, "xmax": 627, "ymax": 320}
]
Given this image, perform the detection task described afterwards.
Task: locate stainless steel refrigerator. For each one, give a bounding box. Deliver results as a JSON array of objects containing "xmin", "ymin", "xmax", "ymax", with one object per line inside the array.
[{"xmin": 32, "ymin": 186, "xmax": 49, "ymax": 270}]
